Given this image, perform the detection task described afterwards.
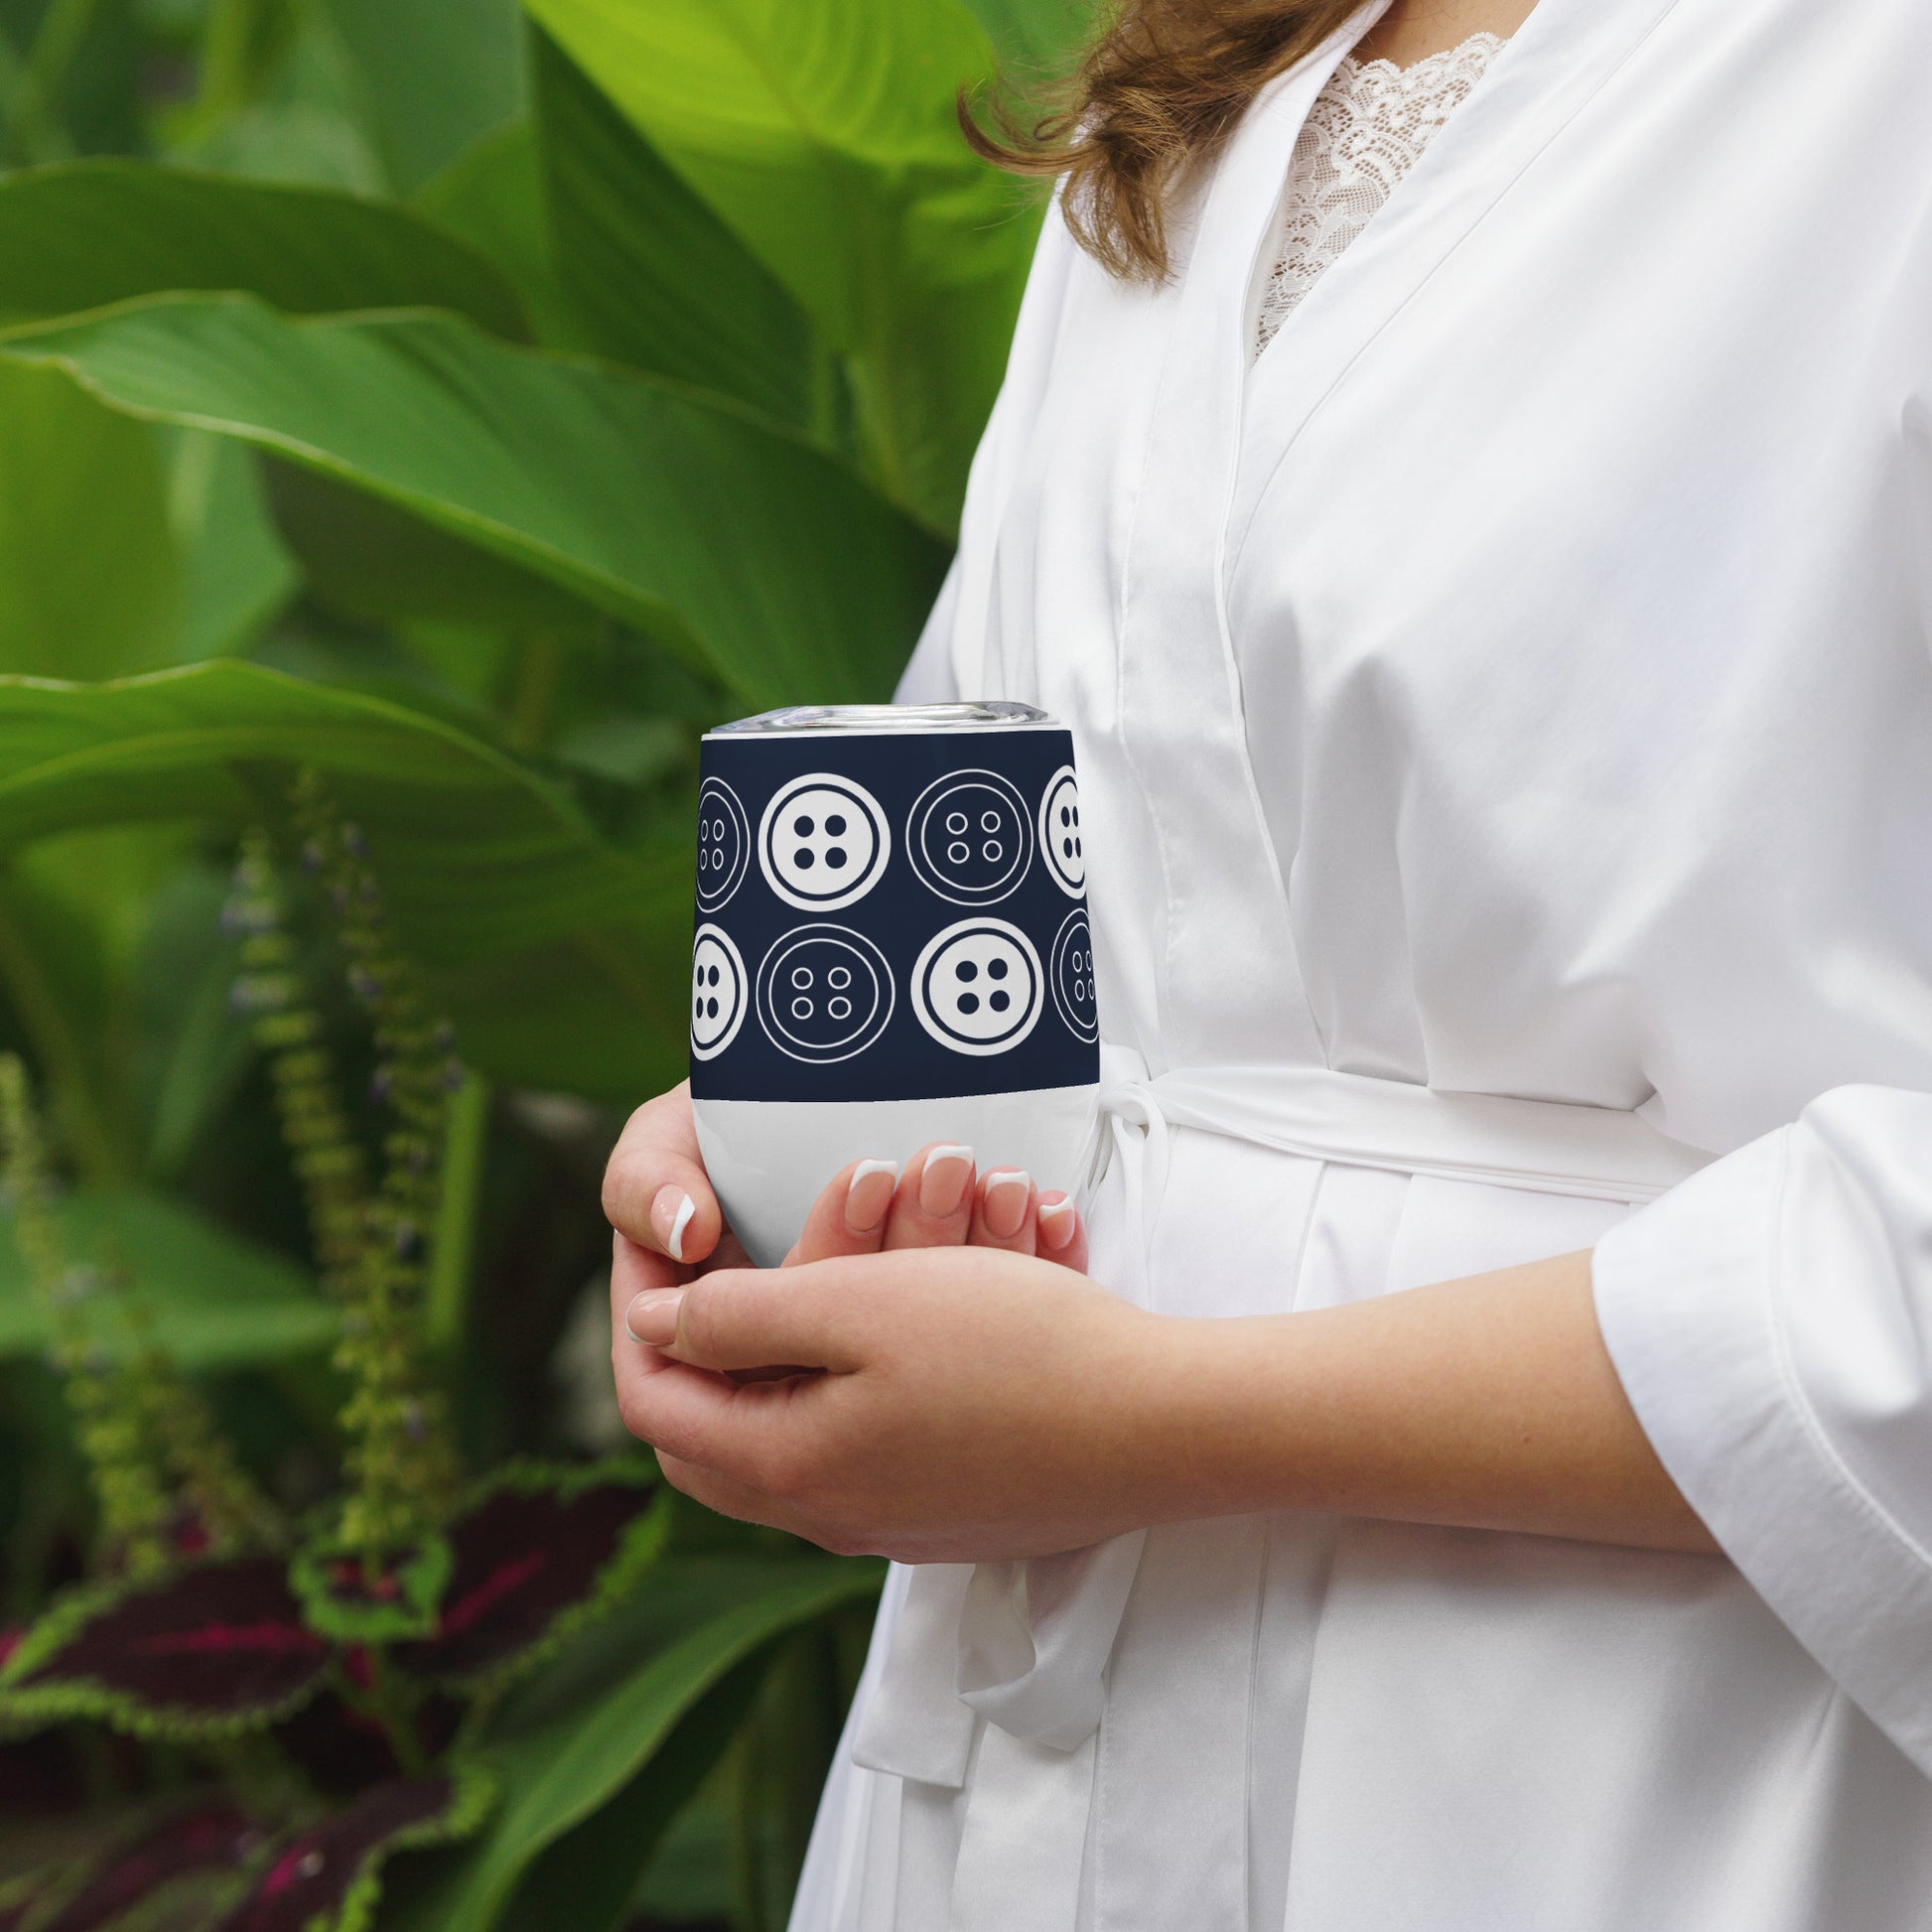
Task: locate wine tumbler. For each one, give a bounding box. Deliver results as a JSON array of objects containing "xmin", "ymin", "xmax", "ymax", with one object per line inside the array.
[{"xmin": 687, "ymin": 703, "xmax": 1101, "ymax": 1266}]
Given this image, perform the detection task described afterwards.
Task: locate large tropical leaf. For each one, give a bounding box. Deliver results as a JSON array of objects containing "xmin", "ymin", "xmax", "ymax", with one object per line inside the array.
[
  {"xmin": 521, "ymin": 0, "xmax": 1040, "ymax": 532},
  {"xmin": 1, "ymin": 295, "xmax": 944, "ymax": 708},
  {"xmin": 396, "ymin": 1558, "xmax": 883, "ymax": 1932},
  {"xmin": 532, "ymin": 30, "xmax": 817, "ymax": 430},
  {"xmin": 0, "ymin": 362, "xmax": 178, "ymax": 681},
  {"xmin": 170, "ymin": 435, "xmax": 301, "ymax": 663},
  {"xmin": 416, "ymin": 123, "xmax": 583, "ymax": 352},
  {"xmin": 964, "ymin": 0, "xmax": 1095, "ymax": 70},
  {"xmin": 0, "ymin": 1186, "xmax": 335, "ymax": 1368},
  {"xmin": 321, "ymin": 0, "xmax": 526, "ymax": 194},
  {"xmin": 0, "ymin": 662, "xmax": 695, "ymax": 1103},
  {"xmin": 0, "ymin": 161, "xmax": 528, "ymax": 339}
]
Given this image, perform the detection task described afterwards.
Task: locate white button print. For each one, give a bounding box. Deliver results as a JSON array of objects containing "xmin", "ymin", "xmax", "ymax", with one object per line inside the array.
[
  {"xmin": 758, "ymin": 772, "xmax": 891, "ymax": 912},
  {"xmin": 910, "ymin": 917, "xmax": 1043, "ymax": 1056},
  {"xmin": 905, "ymin": 768, "xmax": 1034, "ymax": 905},
  {"xmin": 689, "ymin": 923, "xmax": 748, "ymax": 1060},
  {"xmin": 695, "ymin": 775, "xmax": 751, "ymax": 913},
  {"xmin": 1048, "ymin": 906, "xmax": 1099, "ymax": 1043},
  {"xmin": 1038, "ymin": 765, "xmax": 1085, "ymax": 897},
  {"xmin": 756, "ymin": 925, "xmax": 895, "ymax": 1063}
]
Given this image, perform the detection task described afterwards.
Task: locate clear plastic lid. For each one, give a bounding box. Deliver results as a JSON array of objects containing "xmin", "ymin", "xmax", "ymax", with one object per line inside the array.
[{"xmin": 709, "ymin": 702, "xmax": 1053, "ymax": 737}]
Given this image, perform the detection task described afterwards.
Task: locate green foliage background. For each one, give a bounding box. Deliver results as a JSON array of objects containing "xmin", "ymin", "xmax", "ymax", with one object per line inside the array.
[{"xmin": 0, "ymin": 0, "xmax": 1086, "ymax": 1924}]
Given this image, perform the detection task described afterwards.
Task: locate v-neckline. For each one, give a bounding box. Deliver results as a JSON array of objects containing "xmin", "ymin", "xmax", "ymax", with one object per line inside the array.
[
  {"xmin": 1250, "ymin": 29, "xmax": 1514, "ymax": 367},
  {"xmin": 1229, "ymin": 0, "xmax": 1689, "ymax": 570},
  {"xmin": 1098, "ymin": 0, "xmax": 1689, "ymax": 1070}
]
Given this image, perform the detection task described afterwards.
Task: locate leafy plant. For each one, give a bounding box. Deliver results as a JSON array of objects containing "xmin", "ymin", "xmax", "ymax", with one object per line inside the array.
[{"xmin": 0, "ymin": 0, "xmax": 1082, "ymax": 1923}]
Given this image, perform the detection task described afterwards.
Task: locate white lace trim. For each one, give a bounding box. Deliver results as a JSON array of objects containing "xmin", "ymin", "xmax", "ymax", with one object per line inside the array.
[{"xmin": 1256, "ymin": 33, "xmax": 1504, "ymax": 355}]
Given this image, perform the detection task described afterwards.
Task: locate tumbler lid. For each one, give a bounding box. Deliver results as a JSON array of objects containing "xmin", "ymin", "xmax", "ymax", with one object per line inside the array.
[{"xmin": 709, "ymin": 702, "xmax": 1054, "ymax": 738}]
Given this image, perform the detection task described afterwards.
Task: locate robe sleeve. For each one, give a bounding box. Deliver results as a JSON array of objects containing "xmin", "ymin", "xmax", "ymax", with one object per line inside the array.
[{"xmin": 1592, "ymin": 1084, "xmax": 1932, "ymax": 1775}]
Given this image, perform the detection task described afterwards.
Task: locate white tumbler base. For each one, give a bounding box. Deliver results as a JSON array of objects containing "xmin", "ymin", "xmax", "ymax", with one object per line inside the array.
[{"xmin": 692, "ymin": 1087, "xmax": 1102, "ymax": 1268}]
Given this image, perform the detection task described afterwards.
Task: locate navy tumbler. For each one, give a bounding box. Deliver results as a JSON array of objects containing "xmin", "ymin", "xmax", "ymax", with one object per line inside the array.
[{"xmin": 687, "ymin": 703, "xmax": 1101, "ymax": 1265}]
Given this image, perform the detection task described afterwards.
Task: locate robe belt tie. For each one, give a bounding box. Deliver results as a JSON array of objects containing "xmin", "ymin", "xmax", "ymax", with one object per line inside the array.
[{"xmin": 850, "ymin": 1048, "xmax": 1715, "ymax": 1789}]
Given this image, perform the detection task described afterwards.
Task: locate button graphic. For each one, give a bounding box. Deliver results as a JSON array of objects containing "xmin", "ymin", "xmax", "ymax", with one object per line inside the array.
[
  {"xmin": 756, "ymin": 925, "xmax": 895, "ymax": 1064},
  {"xmin": 758, "ymin": 773, "xmax": 891, "ymax": 912},
  {"xmin": 910, "ymin": 917, "xmax": 1043, "ymax": 1057},
  {"xmin": 1038, "ymin": 765, "xmax": 1085, "ymax": 897},
  {"xmin": 905, "ymin": 769, "xmax": 1034, "ymax": 905},
  {"xmin": 1048, "ymin": 907, "xmax": 1099, "ymax": 1043},
  {"xmin": 695, "ymin": 775, "xmax": 751, "ymax": 913},
  {"xmin": 690, "ymin": 924, "xmax": 748, "ymax": 1061}
]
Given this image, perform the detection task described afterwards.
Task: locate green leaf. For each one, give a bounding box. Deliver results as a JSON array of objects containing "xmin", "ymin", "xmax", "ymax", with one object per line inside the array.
[
  {"xmin": 963, "ymin": 0, "xmax": 1095, "ymax": 71},
  {"xmin": 2, "ymin": 294, "xmax": 945, "ymax": 707},
  {"xmin": 416, "ymin": 122, "xmax": 583, "ymax": 351},
  {"xmin": 260, "ymin": 459, "xmax": 601, "ymax": 638},
  {"xmin": 320, "ymin": 0, "xmax": 526, "ymax": 194},
  {"xmin": 0, "ymin": 1186, "xmax": 336, "ymax": 1368},
  {"xmin": 521, "ymin": 0, "xmax": 1040, "ymax": 533},
  {"xmin": 495, "ymin": 1658, "xmax": 763, "ymax": 1932},
  {"xmin": 0, "ymin": 661, "xmax": 694, "ymax": 1104},
  {"xmin": 402, "ymin": 1557, "xmax": 882, "ymax": 1932},
  {"xmin": 0, "ymin": 160, "xmax": 530, "ymax": 339},
  {"xmin": 0, "ymin": 361, "xmax": 179, "ymax": 681},
  {"xmin": 170, "ymin": 434, "xmax": 300, "ymax": 662},
  {"xmin": 532, "ymin": 30, "xmax": 817, "ymax": 428}
]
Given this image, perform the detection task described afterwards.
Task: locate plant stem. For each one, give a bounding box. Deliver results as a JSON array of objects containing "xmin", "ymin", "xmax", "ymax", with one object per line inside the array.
[{"xmin": 361, "ymin": 1647, "xmax": 430, "ymax": 1778}]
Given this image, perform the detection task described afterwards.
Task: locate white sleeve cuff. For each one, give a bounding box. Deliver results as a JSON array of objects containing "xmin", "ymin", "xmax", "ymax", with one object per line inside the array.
[{"xmin": 1593, "ymin": 1123, "xmax": 1932, "ymax": 1775}]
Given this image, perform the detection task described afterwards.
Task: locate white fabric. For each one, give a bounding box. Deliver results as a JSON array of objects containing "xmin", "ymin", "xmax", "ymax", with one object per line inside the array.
[
  {"xmin": 1257, "ymin": 34, "xmax": 1504, "ymax": 352},
  {"xmin": 850, "ymin": 1045, "xmax": 1714, "ymax": 1787},
  {"xmin": 788, "ymin": 0, "xmax": 1932, "ymax": 1925}
]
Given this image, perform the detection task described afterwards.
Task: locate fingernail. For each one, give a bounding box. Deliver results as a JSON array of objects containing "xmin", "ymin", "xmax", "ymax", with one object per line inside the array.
[
  {"xmin": 625, "ymin": 1288, "xmax": 685, "ymax": 1346},
  {"xmin": 1037, "ymin": 1195, "xmax": 1077, "ymax": 1251},
  {"xmin": 652, "ymin": 1185, "xmax": 696, "ymax": 1263},
  {"xmin": 845, "ymin": 1159, "xmax": 900, "ymax": 1233},
  {"xmin": 983, "ymin": 1169, "xmax": 1031, "ymax": 1239},
  {"xmin": 919, "ymin": 1145, "xmax": 974, "ymax": 1218}
]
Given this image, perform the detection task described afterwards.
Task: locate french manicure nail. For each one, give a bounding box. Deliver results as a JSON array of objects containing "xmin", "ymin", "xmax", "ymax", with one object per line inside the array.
[
  {"xmin": 625, "ymin": 1288, "xmax": 684, "ymax": 1346},
  {"xmin": 983, "ymin": 1169, "xmax": 1031, "ymax": 1239},
  {"xmin": 1037, "ymin": 1195, "xmax": 1077, "ymax": 1251},
  {"xmin": 845, "ymin": 1158, "xmax": 900, "ymax": 1233},
  {"xmin": 652, "ymin": 1185, "xmax": 696, "ymax": 1263},
  {"xmin": 919, "ymin": 1145, "xmax": 974, "ymax": 1218}
]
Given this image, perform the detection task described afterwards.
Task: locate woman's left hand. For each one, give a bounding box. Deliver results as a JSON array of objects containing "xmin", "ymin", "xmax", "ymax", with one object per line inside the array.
[{"xmin": 615, "ymin": 1243, "xmax": 1184, "ymax": 1563}]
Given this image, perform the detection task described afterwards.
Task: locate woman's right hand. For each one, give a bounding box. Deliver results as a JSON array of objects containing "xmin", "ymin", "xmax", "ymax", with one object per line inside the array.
[{"xmin": 604, "ymin": 1083, "xmax": 1088, "ymax": 1362}]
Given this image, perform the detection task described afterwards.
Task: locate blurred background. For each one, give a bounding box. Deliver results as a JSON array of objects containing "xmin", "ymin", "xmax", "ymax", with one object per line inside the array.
[{"xmin": 0, "ymin": 1, "xmax": 1089, "ymax": 1927}]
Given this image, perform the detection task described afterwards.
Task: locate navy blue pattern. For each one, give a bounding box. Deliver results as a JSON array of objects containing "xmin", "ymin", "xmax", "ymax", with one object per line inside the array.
[{"xmin": 690, "ymin": 729, "xmax": 1099, "ymax": 1102}]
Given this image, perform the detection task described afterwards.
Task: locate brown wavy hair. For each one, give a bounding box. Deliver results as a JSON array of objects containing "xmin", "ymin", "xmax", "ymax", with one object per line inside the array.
[{"xmin": 964, "ymin": 0, "xmax": 1363, "ymax": 282}]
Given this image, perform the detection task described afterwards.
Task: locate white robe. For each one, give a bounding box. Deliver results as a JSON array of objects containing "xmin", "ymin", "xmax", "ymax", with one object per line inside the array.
[{"xmin": 790, "ymin": 0, "xmax": 1932, "ymax": 1924}]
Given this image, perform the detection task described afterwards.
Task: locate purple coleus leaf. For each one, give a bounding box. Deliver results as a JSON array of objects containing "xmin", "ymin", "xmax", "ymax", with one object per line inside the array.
[
  {"xmin": 212, "ymin": 1769, "xmax": 493, "ymax": 1932},
  {"xmin": 39, "ymin": 1803, "xmax": 266, "ymax": 1932},
  {"xmin": 0, "ymin": 1559, "xmax": 330, "ymax": 1739},
  {"xmin": 390, "ymin": 1461, "xmax": 663, "ymax": 1693}
]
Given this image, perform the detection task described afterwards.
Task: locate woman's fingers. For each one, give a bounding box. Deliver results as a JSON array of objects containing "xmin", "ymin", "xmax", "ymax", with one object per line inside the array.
[
  {"xmin": 783, "ymin": 1157, "xmax": 902, "ymax": 1266},
  {"xmin": 631, "ymin": 1265, "xmax": 865, "ymax": 1378},
  {"xmin": 1034, "ymin": 1191, "xmax": 1089, "ymax": 1272},
  {"xmin": 880, "ymin": 1142, "xmax": 977, "ymax": 1248},
  {"xmin": 602, "ymin": 1082, "xmax": 723, "ymax": 1265},
  {"xmin": 967, "ymin": 1168, "xmax": 1037, "ymax": 1254}
]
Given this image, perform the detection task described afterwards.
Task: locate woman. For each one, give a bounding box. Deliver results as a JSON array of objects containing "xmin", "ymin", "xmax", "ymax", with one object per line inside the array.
[{"xmin": 604, "ymin": 0, "xmax": 1932, "ymax": 1924}]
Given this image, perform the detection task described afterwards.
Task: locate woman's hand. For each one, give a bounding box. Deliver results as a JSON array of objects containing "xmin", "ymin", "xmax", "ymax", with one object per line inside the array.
[
  {"xmin": 603, "ymin": 1084, "xmax": 1091, "ymax": 1489},
  {"xmin": 612, "ymin": 1231, "xmax": 1721, "ymax": 1563},
  {"xmin": 617, "ymin": 1244, "xmax": 1168, "ymax": 1563}
]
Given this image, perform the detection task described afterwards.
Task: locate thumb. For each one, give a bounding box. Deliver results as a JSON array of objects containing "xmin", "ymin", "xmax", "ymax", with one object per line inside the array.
[{"xmin": 644, "ymin": 1266, "xmax": 867, "ymax": 1376}]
